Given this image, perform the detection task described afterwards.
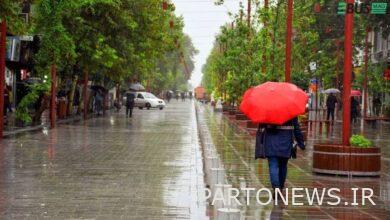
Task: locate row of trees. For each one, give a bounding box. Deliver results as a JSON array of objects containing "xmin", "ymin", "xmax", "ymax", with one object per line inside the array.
[
  {"xmin": 203, "ymin": 0, "xmax": 389, "ymax": 106},
  {"xmin": 2, "ymin": 0, "xmax": 197, "ymax": 123}
]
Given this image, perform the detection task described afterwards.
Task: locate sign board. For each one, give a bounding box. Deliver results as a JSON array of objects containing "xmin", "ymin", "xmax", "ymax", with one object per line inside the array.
[
  {"xmin": 337, "ymin": 2, "xmax": 388, "ymax": 15},
  {"xmin": 6, "ymin": 37, "xmax": 21, "ymax": 62},
  {"xmin": 20, "ymin": 35, "xmax": 33, "ymax": 41},
  {"xmin": 372, "ymin": 3, "xmax": 388, "ymax": 14}
]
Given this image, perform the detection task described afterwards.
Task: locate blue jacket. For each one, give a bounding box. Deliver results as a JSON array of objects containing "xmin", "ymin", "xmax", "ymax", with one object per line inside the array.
[{"xmin": 262, "ymin": 118, "xmax": 305, "ymax": 158}]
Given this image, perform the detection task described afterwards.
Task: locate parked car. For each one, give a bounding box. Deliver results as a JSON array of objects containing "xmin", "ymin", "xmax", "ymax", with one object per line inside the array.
[{"xmin": 133, "ymin": 92, "xmax": 166, "ymax": 110}]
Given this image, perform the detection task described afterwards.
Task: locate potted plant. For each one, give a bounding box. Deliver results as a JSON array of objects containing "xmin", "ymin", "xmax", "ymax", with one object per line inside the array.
[
  {"xmin": 350, "ymin": 135, "xmax": 373, "ymax": 148},
  {"xmin": 313, "ymin": 135, "xmax": 381, "ymax": 176}
]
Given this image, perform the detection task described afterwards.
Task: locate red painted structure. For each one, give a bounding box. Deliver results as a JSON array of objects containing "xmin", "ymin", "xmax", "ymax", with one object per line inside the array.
[
  {"xmin": 50, "ymin": 65, "xmax": 57, "ymax": 128},
  {"xmin": 83, "ymin": 71, "xmax": 89, "ymax": 120},
  {"xmin": 0, "ymin": 20, "xmax": 6, "ymax": 138},
  {"xmin": 342, "ymin": 0, "xmax": 354, "ymax": 146},
  {"xmin": 363, "ymin": 27, "xmax": 370, "ymax": 118},
  {"xmin": 285, "ymin": 0, "xmax": 293, "ymax": 82},
  {"xmin": 247, "ymin": 0, "xmax": 251, "ymax": 27}
]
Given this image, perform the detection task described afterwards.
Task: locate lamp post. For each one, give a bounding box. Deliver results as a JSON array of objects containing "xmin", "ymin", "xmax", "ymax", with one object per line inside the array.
[
  {"xmin": 0, "ymin": 20, "xmax": 7, "ymax": 138},
  {"xmin": 363, "ymin": 27, "xmax": 370, "ymax": 118},
  {"xmin": 50, "ymin": 65, "xmax": 56, "ymax": 128},
  {"xmin": 285, "ymin": 0, "xmax": 293, "ymax": 82},
  {"xmin": 342, "ymin": 0, "xmax": 354, "ymax": 146}
]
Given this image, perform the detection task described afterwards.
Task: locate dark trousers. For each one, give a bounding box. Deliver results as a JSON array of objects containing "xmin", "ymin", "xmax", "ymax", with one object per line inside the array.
[
  {"xmin": 351, "ymin": 111, "xmax": 358, "ymax": 123},
  {"xmin": 267, "ymin": 157, "xmax": 289, "ymax": 189},
  {"xmin": 327, "ymin": 108, "xmax": 335, "ymax": 121},
  {"xmin": 126, "ymin": 105, "xmax": 134, "ymax": 117}
]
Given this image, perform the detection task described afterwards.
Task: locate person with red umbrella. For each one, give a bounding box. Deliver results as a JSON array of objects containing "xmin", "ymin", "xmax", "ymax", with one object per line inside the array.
[{"xmin": 240, "ymin": 82, "xmax": 306, "ymax": 197}]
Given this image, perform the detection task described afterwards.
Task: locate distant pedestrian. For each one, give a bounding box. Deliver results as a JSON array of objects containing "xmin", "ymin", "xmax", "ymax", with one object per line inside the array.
[
  {"xmin": 94, "ymin": 91, "xmax": 103, "ymax": 115},
  {"xmin": 73, "ymin": 86, "xmax": 80, "ymax": 114},
  {"xmin": 351, "ymin": 97, "xmax": 359, "ymax": 123},
  {"xmin": 373, "ymin": 96, "xmax": 381, "ymax": 116},
  {"xmin": 6, "ymin": 85, "xmax": 13, "ymax": 113},
  {"xmin": 326, "ymin": 93, "xmax": 337, "ymax": 121},
  {"xmin": 189, "ymin": 91, "xmax": 193, "ymax": 100},
  {"xmin": 181, "ymin": 92, "xmax": 186, "ymax": 102},
  {"xmin": 176, "ymin": 93, "xmax": 180, "ymax": 101},
  {"xmin": 4, "ymin": 87, "xmax": 9, "ymax": 116},
  {"xmin": 260, "ymin": 118, "xmax": 305, "ymax": 197},
  {"xmin": 126, "ymin": 92, "xmax": 135, "ymax": 118},
  {"xmin": 166, "ymin": 91, "xmax": 172, "ymax": 103}
]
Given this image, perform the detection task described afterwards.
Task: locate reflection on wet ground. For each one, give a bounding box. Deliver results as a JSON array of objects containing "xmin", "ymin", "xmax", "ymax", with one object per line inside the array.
[
  {"xmin": 0, "ymin": 101, "xmax": 207, "ymax": 219},
  {"xmin": 197, "ymin": 104, "xmax": 390, "ymax": 219}
]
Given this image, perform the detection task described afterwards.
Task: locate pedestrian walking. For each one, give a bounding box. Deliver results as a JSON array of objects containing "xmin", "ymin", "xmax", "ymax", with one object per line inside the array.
[
  {"xmin": 126, "ymin": 92, "xmax": 135, "ymax": 118},
  {"xmin": 94, "ymin": 91, "xmax": 103, "ymax": 116},
  {"xmin": 175, "ymin": 92, "xmax": 180, "ymax": 101},
  {"xmin": 4, "ymin": 87, "xmax": 9, "ymax": 116},
  {"xmin": 189, "ymin": 91, "xmax": 193, "ymax": 100},
  {"xmin": 181, "ymin": 92, "xmax": 186, "ymax": 102},
  {"xmin": 73, "ymin": 86, "xmax": 80, "ymax": 114},
  {"xmin": 166, "ymin": 91, "xmax": 172, "ymax": 103},
  {"xmin": 351, "ymin": 97, "xmax": 359, "ymax": 123},
  {"xmin": 6, "ymin": 85, "xmax": 13, "ymax": 113},
  {"xmin": 240, "ymin": 82, "xmax": 308, "ymax": 201},
  {"xmin": 373, "ymin": 96, "xmax": 381, "ymax": 116},
  {"xmin": 326, "ymin": 93, "xmax": 337, "ymax": 121},
  {"xmin": 260, "ymin": 118, "xmax": 305, "ymax": 196}
]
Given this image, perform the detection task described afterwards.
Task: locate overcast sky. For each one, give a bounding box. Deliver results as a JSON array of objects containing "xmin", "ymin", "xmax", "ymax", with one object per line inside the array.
[{"xmin": 172, "ymin": 0, "xmax": 246, "ymax": 88}]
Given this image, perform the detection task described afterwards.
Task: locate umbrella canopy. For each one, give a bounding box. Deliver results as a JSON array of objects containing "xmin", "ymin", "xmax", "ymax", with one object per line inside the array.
[
  {"xmin": 240, "ymin": 82, "xmax": 309, "ymax": 125},
  {"xmin": 351, "ymin": 90, "xmax": 362, "ymax": 97},
  {"xmin": 322, "ymin": 88, "xmax": 341, "ymax": 94},
  {"xmin": 128, "ymin": 83, "xmax": 145, "ymax": 91}
]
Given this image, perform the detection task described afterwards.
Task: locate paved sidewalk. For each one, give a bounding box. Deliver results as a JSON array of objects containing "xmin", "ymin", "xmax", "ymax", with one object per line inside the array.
[{"xmin": 0, "ymin": 101, "xmax": 207, "ymax": 219}]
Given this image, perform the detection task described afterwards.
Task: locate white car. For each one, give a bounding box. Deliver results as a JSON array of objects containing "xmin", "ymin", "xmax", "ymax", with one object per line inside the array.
[{"xmin": 134, "ymin": 92, "xmax": 166, "ymax": 110}]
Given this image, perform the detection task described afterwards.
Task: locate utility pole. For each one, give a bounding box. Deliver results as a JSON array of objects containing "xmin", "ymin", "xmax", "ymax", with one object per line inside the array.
[
  {"xmin": 363, "ymin": 27, "xmax": 370, "ymax": 118},
  {"xmin": 262, "ymin": 0, "xmax": 269, "ymax": 75},
  {"xmin": 285, "ymin": 0, "xmax": 293, "ymax": 82},
  {"xmin": 342, "ymin": 0, "xmax": 354, "ymax": 146},
  {"xmin": 0, "ymin": 20, "xmax": 6, "ymax": 138},
  {"xmin": 247, "ymin": 0, "xmax": 251, "ymax": 27},
  {"xmin": 83, "ymin": 70, "xmax": 89, "ymax": 120},
  {"xmin": 50, "ymin": 65, "xmax": 57, "ymax": 128}
]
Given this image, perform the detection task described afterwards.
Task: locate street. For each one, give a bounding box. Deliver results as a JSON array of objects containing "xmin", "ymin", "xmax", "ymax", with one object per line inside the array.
[{"xmin": 0, "ymin": 101, "xmax": 207, "ymax": 219}]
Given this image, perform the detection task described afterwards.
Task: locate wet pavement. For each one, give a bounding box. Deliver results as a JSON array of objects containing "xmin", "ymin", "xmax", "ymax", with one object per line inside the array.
[
  {"xmin": 0, "ymin": 101, "xmax": 207, "ymax": 219},
  {"xmin": 197, "ymin": 104, "xmax": 390, "ymax": 219},
  {"xmin": 1, "ymin": 100, "xmax": 390, "ymax": 219}
]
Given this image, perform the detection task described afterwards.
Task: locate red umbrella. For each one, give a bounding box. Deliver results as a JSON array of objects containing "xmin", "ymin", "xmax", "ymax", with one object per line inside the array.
[
  {"xmin": 240, "ymin": 82, "xmax": 308, "ymax": 125},
  {"xmin": 351, "ymin": 90, "xmax": 361, "ymax": 97}
]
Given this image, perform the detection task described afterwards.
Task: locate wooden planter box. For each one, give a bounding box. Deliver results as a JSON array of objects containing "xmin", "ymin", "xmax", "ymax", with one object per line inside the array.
[
  {"xmin": 222, "ymin": 105, "xmax": 231, "ymax": 112},
  {"xmin": 235, "ymin": 114, "xmax": 248, "ymax": 121},
  {"xmin": 313, "ymin": 144, "xmax": 381, "ymax": 177},
  {"xmin": 228, "ymin": 109, "xmax": 239, "ymax": 115}
]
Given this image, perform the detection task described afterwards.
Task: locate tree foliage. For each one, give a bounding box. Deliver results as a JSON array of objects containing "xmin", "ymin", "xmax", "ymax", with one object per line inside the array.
[{"xmin": 203, "ymin": 0, "xmax": 389, "ymax": 104}]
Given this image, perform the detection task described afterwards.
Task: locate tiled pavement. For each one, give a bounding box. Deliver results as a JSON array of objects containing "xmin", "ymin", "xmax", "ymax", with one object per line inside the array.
[
  {"xmin": 196, "ymin": 104, "xmax": 390, "ymax": 219},
  {"xmin": 0, "ymin": 101, "xmax": 208, "ymax": 219},
  {"xmin": 1, "ymin": 100, "xmax": 390, "ymax": 219}
]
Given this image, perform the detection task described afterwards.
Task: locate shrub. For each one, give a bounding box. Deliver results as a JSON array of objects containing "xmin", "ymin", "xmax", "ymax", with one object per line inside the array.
[{"xmin": 350, "ymin": 135, "xmax": 373, "ymax": 148}]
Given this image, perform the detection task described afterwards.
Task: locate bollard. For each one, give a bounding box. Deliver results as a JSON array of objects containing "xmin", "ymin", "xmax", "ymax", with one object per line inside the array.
[
  {"xmin": 210, "ymin": 168, "xmax": 225, "ymax": 187},
  {"xmin": 212, "ymin": 183, "xmax": 231, "ymax": 209},
  {"xmin": 217, "ymin": 208, "xmax": 241, "ymax": 220},
  {"xmin": 205, "ymin": 156, "xmax": 218, "ymax": 173}
]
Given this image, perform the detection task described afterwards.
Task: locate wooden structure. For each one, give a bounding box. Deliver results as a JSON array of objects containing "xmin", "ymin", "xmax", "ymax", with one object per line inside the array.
[{"xmin": 313, "ymin": 144, "xmax": 381, "ymax": 176}]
